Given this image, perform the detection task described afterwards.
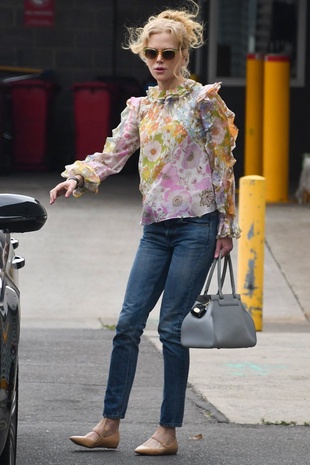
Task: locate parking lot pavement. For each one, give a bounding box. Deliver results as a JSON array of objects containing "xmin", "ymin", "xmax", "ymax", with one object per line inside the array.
[
  {"xmin": 0, "ymin": 171, "xmax": 309, "ymax": 463},
  {"xmin": 17, "ymin": 327, "xmax": 310, "ymax": 465}
]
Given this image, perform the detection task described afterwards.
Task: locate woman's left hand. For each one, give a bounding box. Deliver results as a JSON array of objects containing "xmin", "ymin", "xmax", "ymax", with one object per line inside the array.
[{"xmin": 214, "ymin": 237, "xmax": 233, "ymax": 258}]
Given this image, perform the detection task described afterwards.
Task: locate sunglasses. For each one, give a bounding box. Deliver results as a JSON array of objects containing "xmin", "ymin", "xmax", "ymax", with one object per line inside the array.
[{"xmin": 143, "ymin": 48, "xmax": 179, "ymax": 61}]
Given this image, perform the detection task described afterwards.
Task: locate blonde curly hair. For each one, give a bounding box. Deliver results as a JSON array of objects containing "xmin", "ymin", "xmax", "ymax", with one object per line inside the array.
[{"xmin": 124, "ymin": 1, "xmax": 204, "ymax": 78}]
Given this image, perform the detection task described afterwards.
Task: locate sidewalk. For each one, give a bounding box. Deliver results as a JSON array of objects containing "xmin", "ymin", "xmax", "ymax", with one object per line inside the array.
[
  {"xmin": 148, "ymin": 203, "xmax": 310, "ymax": 425},
  {"xmin": 1, "ymin": 171, "xmax": 309, "ymax": 426}
]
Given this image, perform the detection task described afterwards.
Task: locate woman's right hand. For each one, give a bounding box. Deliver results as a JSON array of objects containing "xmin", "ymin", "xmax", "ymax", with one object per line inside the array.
[{"xmin": 49, "ymin": 177, "xmax": 81, "ymax": 205}]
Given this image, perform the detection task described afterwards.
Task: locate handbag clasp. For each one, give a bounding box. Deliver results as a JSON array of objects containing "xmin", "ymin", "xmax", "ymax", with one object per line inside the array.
[{"xmin": 191, "ymin": 300, "xmax": 209, "ymax": 318}]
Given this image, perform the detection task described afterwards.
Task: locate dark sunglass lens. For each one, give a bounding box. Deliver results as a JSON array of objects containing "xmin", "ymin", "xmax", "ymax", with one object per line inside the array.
[
  {"xmin": 162, "ymin": 50, "xmax": 176, "ymax": 60},
  {"xmin": 145, "ymin": 49, "xmax": 157, "ymax": 59}
]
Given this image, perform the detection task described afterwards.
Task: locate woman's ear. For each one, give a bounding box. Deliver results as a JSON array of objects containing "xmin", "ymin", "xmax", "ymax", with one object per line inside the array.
[
  {"xmin": 139, "ymin": 52, "xmax": 146, "ymax": 62},
  {"xmin": 181, "ymin": 50, "xmax": 189, "ymax": 67}
]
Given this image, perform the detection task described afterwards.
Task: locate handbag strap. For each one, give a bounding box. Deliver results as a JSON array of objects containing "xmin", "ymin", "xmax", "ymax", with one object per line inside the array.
[
  {"xmin": 217, "ymin": 252, "xmax": 237, "ymax": 299},
  {"xmin": 202, "ymin": 251, "xmax": 237, "ymax": 299},
  {"xmin": 202, "ymin": 250, "xmax": 228, "ymax": 297}
]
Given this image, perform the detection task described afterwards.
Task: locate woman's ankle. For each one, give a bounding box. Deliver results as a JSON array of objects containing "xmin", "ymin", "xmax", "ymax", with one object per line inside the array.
[
  {"xmin": 95, "ymin": 417, "xmax": 120, "ymax": 435},
  {"xmin": 153, "ymin": 425, "xmax": 176, "ymax": 444}
]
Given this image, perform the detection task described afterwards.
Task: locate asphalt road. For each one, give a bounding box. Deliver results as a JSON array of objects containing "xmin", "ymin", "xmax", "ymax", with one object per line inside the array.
[{"xmin": 17, "ymin": 327, "xmax": 310, "ymax": 465}]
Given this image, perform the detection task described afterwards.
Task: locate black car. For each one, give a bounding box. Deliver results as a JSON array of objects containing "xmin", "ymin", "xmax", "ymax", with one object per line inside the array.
[{"xmin": 0, "ymin": 193, "xmax": 47, "ymax": 465}]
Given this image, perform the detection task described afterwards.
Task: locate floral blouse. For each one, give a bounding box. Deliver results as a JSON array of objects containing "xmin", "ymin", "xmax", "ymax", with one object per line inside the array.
[{"xmin": 63, "ymin": 79, "xmax": 241, "ymax": 238}]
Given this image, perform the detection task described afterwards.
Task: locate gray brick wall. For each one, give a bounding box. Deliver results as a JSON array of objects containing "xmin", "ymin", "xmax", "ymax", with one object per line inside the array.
[
  {"xmin": 0, "ymin": 0, "xmax": 178, "ymax": 168},
  {"xmin": 1, "ymin": 1, "xmax": 310, "ymax": 186}
]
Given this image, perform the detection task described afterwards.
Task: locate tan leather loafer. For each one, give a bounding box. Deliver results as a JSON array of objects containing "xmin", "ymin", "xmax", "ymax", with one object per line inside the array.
[
  {"xmin": 70, "ymin": 430, "xmax": 119, "ymax": 449},
  {"xmin": 134, "ymin": 436, "xmax": 178, "ymax": 455}
]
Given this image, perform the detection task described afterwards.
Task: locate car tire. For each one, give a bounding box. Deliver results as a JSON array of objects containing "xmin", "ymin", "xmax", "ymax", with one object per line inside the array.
[{"xmin": 0, "ymin": 370, "xmax": 18, "ymax": 465}]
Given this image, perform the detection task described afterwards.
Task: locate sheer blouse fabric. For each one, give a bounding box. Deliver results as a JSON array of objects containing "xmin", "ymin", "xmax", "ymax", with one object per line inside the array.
[{"xmin": 63, "ymin": 80, "xmax": 241, "ymax": 238}]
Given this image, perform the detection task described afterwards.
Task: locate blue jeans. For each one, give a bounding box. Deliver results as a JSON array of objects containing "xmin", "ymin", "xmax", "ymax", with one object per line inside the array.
[{"xmin": 103, "ymin": 211, "xmax": 219, "ymax": 427}]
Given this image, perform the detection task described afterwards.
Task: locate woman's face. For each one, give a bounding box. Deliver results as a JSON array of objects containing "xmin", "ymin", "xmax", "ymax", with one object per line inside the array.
[{"xmin": 144, "ymin": 31, "xmax": 185, "ymax": 90}]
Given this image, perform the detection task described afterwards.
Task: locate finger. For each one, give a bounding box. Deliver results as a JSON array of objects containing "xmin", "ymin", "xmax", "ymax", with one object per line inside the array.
[
  {"xmin": 221, "ymin": 249, "xmax": 228, "ymax": 258},
  {"xmin": 223, "ymin": 247, "xmax": 233, "ymax": 257},
  {"xmin": 50, "ymin": 184, "xmax": 65, "ymax": 204},
  {"xmin": 49, "ymin": 189, "xmax": 57, "ymax": 205},
  {"xmin": 214, "ymin": 244, "xmax": 221, "ymax": 258},
  {"xmin": 64, "ymin": 186, "xmax": 75, "ymax": 198}
]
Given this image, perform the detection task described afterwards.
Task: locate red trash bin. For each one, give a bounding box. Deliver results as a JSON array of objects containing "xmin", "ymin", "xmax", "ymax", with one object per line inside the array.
[
  {"xmin": 0, "ymin": 85, "xmax": 7, "ymax": 168},
  {"xmin": 9, "ymin": 79, "xmax": 59, "ymax": 170},
  {"xmin": 72, "ymin": 82, "xmax": 112, "ymax": 160}
]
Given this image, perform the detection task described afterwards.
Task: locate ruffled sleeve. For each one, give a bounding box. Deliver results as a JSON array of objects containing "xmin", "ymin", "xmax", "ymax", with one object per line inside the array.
[
  {"xmin": 197, "ymin": 83, "xmax": 241, "ymax": 238},
  {"xmin": 62, "ymin": 97, "xmax": 141, "ymax": 196}
]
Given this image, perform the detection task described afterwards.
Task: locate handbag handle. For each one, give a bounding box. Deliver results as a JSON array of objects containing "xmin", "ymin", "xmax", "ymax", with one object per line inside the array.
[
  {"xmin": 202, "ymin": 252, "xmax": 236, "ymax": 299},
  {"xmin": 202, "ymin": 250, "xmax": 227, "ymax": 296},
  {"xmin": 217, "ymin": 252, "xmax": 237, "ymax": 299}
]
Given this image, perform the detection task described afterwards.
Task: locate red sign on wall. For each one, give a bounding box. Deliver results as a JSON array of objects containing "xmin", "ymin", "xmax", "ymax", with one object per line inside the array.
[{"xmin": 24, "ymin": 0, "xmax": 55, "ymax": 27}]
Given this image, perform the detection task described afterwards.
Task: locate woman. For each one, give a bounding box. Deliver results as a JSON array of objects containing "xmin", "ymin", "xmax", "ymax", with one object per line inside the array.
[{"xmin": 50, "ymin": 2, "xmax": 241, "ymax": 456}]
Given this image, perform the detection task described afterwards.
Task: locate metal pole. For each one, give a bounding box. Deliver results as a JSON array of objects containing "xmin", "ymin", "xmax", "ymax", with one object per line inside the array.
[
  {"xmin": 237, "ymin": 175, "xmax": 266, "ymax": 331},
  {"xmin": 112, "ymin": 0, "xmax": 117, "ymax": 78},
  {"xmin": 244, "ymin": 53, "xmax": 264, "ymax": 176},
  {"xmin": 263, "ymin": 54, "xmax": 290, "ymax": 202},
  {"xmin": 193, "ymin": 0, "xmax": 204, "ymax": 80}
]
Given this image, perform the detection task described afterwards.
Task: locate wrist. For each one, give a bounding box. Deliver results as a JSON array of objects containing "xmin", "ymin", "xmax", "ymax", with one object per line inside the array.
[{"xmin": 67, "ymin": 175, "xmax": 84, "ymax": 188}]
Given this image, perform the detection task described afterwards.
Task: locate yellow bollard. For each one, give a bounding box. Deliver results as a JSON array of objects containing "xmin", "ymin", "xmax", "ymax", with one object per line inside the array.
[
  {"xmin": 237, "ymin": 175, "xmax": 266, "ymax": 331},
  {"xmin": 244, "ymin": 53, "xmax": 264, "ymax": 176},
  {"xmin": 263, "ymin": 55, "xmax": 290, "ymax": 202}
]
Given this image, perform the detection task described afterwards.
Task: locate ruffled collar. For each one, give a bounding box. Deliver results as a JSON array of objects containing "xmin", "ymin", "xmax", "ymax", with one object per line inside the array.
[{"xmin": 146, "ymin": 79, "xmax": 200, "ymax": 102}]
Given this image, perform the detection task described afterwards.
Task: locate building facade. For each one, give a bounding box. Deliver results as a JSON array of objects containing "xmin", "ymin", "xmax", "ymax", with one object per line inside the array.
[{"xmin": 0, "ymin": 0, "xmax": 309, "ymax": 188}]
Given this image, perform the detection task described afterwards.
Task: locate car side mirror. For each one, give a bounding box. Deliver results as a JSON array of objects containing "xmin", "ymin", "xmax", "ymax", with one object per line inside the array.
[{"xmin": 0, "ymin": 194, "xmax": 47, "ymax": 233}]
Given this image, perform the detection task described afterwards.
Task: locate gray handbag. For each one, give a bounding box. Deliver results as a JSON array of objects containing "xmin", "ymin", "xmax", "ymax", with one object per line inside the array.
[{"xmin": 181, "ymin": 253, "xmax": 257, "ymax": 349}]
